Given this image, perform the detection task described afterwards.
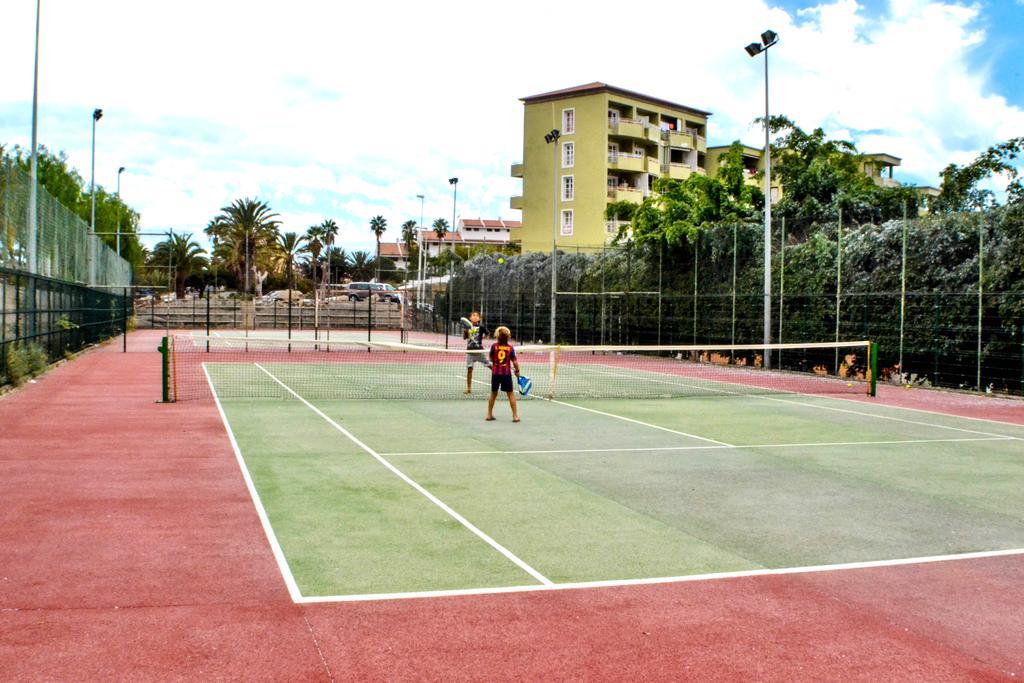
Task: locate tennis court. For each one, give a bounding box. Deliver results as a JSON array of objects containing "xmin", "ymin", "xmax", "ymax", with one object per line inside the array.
[{"xmin": 177, "ymin": 334, "xmax": 1024, "ymax": 602}]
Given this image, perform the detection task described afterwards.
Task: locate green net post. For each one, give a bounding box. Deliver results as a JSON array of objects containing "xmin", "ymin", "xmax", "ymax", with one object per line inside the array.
[
  {"xmin": 869, "ymin": 341, "xmax": 878, "ymax": 397},
  {"xmin": 159, "ymin": 335, "xmax": 170, "ymax": 402}
]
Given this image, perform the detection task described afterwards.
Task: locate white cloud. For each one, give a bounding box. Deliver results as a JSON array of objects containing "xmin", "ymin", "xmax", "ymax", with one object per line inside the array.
[{"xmin": 0, "ymin": 0, "xmax": 1021, "ymax": 252}]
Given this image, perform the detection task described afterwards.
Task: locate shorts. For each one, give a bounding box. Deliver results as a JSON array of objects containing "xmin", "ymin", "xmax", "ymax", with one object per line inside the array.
[
  {"xmin": 466, "ymin": 351, "xmax": 490, "ymax": 368},
  {"xmin": 491, "ymin": 374, "xmax": 514, "ymax": 393}
]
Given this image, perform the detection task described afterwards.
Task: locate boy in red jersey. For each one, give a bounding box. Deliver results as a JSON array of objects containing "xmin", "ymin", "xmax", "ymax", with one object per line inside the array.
[{"xmin": 486, "ymin": 326, "xmax": 521, "ymax": 422}]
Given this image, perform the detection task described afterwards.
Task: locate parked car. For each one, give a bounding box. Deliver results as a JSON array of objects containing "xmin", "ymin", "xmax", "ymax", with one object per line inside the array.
[
  {"xmin": 371, "ymin": 282, "xmax": 402, "ymax": 304},
  {"xmin": 344, "ymin": 282, "xmax": 401, "ymax": 304}
]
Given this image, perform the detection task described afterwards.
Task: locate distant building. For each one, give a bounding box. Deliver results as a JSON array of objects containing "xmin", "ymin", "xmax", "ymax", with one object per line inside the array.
[
  {"xmin": 379, "ymin": 218, "xmax": 520, "ymax": 269},
  {"xmin": 510, "ymin": 82, "xmax": 711, "ymax": 252}
]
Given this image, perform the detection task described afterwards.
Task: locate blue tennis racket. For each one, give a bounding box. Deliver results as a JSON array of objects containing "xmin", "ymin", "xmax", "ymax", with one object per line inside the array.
[{"xmin": 517, "ymin": 375, "xmax": 533, "ymax": 396}]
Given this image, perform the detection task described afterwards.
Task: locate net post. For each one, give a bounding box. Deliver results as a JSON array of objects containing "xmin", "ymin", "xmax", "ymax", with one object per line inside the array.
[
  {"xmin": 159, "ymin": 335, "xmax": 171, "ymax": 403},
  {"xmin": 869, "ymin": 341, "xmax": 878, "ymax": 397}
]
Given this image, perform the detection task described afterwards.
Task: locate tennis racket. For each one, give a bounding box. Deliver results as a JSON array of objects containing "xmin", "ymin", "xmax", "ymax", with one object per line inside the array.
[
  {"xmin": 460, "ymin": 317, "xmax": 473, "ymax": 329},
  {"xmin": 517, "ymin": 375, "xmax": 533, "ymax": 396}
]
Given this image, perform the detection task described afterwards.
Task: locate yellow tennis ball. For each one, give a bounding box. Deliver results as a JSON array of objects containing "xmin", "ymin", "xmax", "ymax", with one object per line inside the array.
[
  {"xmin": 847, "ymin": 383, "xmax": 852, "ymax": 388},
  {"xmin": 497, "ymin": 257, "xmax": 505, "ymax": 264}
]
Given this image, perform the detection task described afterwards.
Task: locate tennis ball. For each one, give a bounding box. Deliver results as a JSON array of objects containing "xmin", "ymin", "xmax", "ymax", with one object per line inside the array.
[
  {"xmin": 497, "ymin": 257, "xmax": 505, "ymax": 264},
  {"xmin": 847, "ymin": 382, "xmax": 852, "ymax": 388}
]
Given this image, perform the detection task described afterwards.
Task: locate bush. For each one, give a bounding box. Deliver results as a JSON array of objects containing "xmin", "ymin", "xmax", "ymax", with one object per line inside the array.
[{"xmin": 4, "ymin": 344, "xmax": 30, "ymax": 386}]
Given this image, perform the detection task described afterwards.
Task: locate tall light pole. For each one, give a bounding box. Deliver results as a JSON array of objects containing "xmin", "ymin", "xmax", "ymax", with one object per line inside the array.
[
  {"xmin": 416, "ymin": 193, "xmax": 425, "ymax": 303},
  {"xmin": 447, "ymin": 178, "xmax": 458, "ymax": 345},
  {"xmin": 545, "ymin": 129, "xmax": 561, "ymax": 344},
  {"xmin": 28, "ymin": 0, "xmax": 41, "ymax": 275},
  {"xmin": 89, "ymin": 108, "xmax": 103, "ymax": 286},
  {"xmin": 116, "ymin": 166, "xmax": 125, "ymax": 257},
  {"xmin": 745, "ymin": 29, "xmax": 778, "ymax": 368}
]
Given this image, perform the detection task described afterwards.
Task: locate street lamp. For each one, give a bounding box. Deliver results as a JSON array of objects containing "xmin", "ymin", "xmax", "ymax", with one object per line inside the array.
[
  {"xmin": 116, "ymin": 166, "xmax": 125, "ymax": 257},
  {"xmin": 28, "ymin": 0, "xmax": 41, "ymax": 276},
  {"xmin": 745, "ymin": 29, "xmax": 778, "ymax": 368},
  {"xmin": 545, "ymin": 128, "xmax": 561, "ymax": 344},
  {"xmin": 90, "ymin": 107, "xmax": 103, "ymax": 286},
  {"xmin": 416, "ymin": 193, "xmax": 425, "ymax": 303},
  {"xmin": 447, "ymin": 177, "xmax": 458, "ymax": 348}
]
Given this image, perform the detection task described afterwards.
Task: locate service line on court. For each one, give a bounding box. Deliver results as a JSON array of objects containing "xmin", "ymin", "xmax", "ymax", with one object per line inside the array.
[
  {"xmin": 202, "ymin": 363, "xmax": 304, "ymax": 603},
  {"xmin": 298, "ymin": 546, "xmax": 1024, "ymax": 603},
  {"xmin": 382, "ymin": 435, "xmax": 1013, "ymax": 457},
  {"xmin": 253, "ymin": 363, "xmax": 553, "ymax": 588},
  {"xmin": 575, "ymin": 364, "xmax": 1023, "ymax": 441}
]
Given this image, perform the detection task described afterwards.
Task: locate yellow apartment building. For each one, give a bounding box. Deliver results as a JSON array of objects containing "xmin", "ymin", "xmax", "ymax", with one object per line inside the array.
[{"xmin": 510, "ymin": 82, "xmax": 712, "ymax": 253}]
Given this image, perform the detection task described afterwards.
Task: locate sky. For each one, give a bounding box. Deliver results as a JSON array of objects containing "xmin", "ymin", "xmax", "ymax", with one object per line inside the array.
[{"xmin": 1, "ymin": 0, "xmax": 1022, "ymax": 253}]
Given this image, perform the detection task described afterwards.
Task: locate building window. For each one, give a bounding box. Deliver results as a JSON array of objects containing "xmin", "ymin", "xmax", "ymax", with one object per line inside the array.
[
  {"xmin": 562, "ymin": 141, "xmax": 574, "ymax": 168},
  {"xmin": 561, "ymin": 209, "xmax": 574, "ymax": 236},
  {"xmin": 562, "ymin": 108, "xmax": 575, "ymax": 135},
  {"xmin": 562, "ymin": 175, "xmax": 574, "ymax": 201}
]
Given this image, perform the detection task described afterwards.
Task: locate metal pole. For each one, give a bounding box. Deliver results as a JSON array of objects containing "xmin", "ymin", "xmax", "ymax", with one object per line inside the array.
[
  {"xmin": 731, "ymin": 224, "xmax": 737, "ymax": 348},
  {"xmin": 417, "ymin": 193, "xmax": 425, "ymax": 304},
  {"xmin": 778, "ymin": 217, "xmax": 785, "ymax": 365},
  {"xmin": 691, "ymin": 236, "xmax": 698, "ymax": 344},
  {"xmin": 28, "ymin": 0, "xmax": 41, "ymax": 275},
  {"xmin": 116, "ymin": 167, "xmax": 124, "ymax": 257},
  {"xmin": 446, "ymin": 179, "xmax": 457, "ymax": 348},
  {"xmin": 90, "ymin": 113, "xmax": 98, "ymax": 287},
  {"xmin": 977, "ymin": 215, "xmax": 984, "ymax": 392},
  {"xmin": 834, "ymin": 208, "xmax": 842, "ymax": 374},
  {"xmin": 898, "ymin": 202, "xmax": 907, "ymax": 380},
  {"xmin": 763, "ymin": 47, "xmax": 773, "ymax": 369},
  {"xmin": 657, "ymin": 242, "xmax": 663, "ymax": 345},
  {"xmin": 550, "ymin": 138, "xmax": 559, "ymax": 345}
]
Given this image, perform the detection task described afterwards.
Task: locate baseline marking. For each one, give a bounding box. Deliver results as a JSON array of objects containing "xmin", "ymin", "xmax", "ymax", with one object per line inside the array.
[
  {"xmin": 254, "ymin": 363, "xmax": 552, "ymax": 587},
  {"xmin": 298, "ymin": 546, "xmax": 1024, "ymax": 603},
  {"xmin": 202, "ymin": 363, "xmax": 304, "ymax": 602},
  {"xmin": 382, "ymin": 435, "xmax": 1013, "ymax": 457},
  {"xmin": 576, "ymin": 363, "xmax": 1020, "ymax": 441}
]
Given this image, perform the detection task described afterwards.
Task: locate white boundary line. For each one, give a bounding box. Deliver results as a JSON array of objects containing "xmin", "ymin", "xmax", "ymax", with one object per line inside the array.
[
  {"xmin": 253, "ymin": 362, "xmax": 552, "ymax": 587},
  {"xmin": 202, "ymin": 363, "xmax": 304, "ymax": 603},
  {"xmin": 298, "ymin": 546, "xmax": 1024, "ymax": 603},
  {"xmin": 381, "ymin": 435, "xmax": 1014, "ymax": 457},
  {"xmin": 575, "ymin": 363, "xmax": 1021, "ymax": 441}
]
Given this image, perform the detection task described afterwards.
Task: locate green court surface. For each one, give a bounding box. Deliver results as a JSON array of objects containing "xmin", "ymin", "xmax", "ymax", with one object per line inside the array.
[{"xmin": 210, "ymin": 363, "xmax": 1024, "ymax": 600}]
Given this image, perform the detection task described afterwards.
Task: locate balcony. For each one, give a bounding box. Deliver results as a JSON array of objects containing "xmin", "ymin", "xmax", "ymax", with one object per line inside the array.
[
  {"xmin": 608, "ymin": 118, "xmax": 646, "ymax": 140},
  {"xmin": 511, "ymin": 163, "xmax": 524, "ymax": 178},
  {"xmin": 646, "ymin": 156, "xmax": 662, "ymax": 175},
  {"xmin": 510, "ymin": 195, "xmax": 523, "ymax": 210},
  {"xmin": 607, "ymin": 152, "xmax": 644, "ymax": 173},
  {"xmin": 665, "ymin": 129, "xmax": 694, "ymax": 149},
  {"xmin": 607, "ymin": 186, "xmax": 645, "ymax": 203},
  {"xmin": 665, "ymin": 164, "xmax": 693, "ymax": 181}
]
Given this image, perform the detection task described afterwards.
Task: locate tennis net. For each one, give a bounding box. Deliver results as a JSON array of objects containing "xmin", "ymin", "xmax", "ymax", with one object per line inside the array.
[{"xmin": 161, "ymin": 335, "xmax": 877, "ymax": 402}]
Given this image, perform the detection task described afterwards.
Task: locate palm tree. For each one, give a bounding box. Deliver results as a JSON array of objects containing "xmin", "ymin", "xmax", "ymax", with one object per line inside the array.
[
  {"xmin": 303, "ymin": 224, "xmax": 326, "ymax": 286},
  {"xmin": 275, "ymin": 232, "xmax": 306, "ymax": 294},
  {"xmin": 151, "ymin": 231, "xmax": 207, "ymax": 298},
  {"xmin": 432, "ymin": 218, "xmax": 449, "ymax": 251},
  {"xmin": 350, "ymin": 250, "xmax": 374, "ymax": 281},
  {"xmin": 327, "ymin": 247, "xmax": 351, "ymax": 283},
  {"xmin": 400, "ymin": 220, "xmax": 417, "ymax": 280},
  {"xmin": 369, "ymin": 215, "xmax": 387, "ymax": 280},
  {"xmin": 319, "ymin": 218, "xmax": 340, "ymax": 292},
  {"xmin": 205, "ymin": 198, "xmax": 280, "ymax": 297}
]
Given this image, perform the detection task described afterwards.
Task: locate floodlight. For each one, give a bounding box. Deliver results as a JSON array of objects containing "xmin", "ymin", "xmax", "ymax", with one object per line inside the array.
[
  {"xmin": 448, "ymin": 177, "xmax": 458, "ymax": 185},
  {"xmin": 761, "ymin": 30, "xmax": 778, "ymax": 46},
  {"xmin": 93, "ymin": 108, "xmax": 103, "ymax": 121},
  {"xmin": 745, "ymin": 43, "xmax": 762, "ymax": 57}
]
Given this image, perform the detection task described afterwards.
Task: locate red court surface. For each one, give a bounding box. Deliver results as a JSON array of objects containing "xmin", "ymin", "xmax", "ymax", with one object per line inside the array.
[{"xmin": 1, "ymin": 330, "xmax": 1021, "ymax": 680}]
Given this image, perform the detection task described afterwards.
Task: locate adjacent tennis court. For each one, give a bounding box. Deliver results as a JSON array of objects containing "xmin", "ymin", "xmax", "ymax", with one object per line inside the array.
[{"xmin": 185, "ymin": 335, "xmax": 1024, "ymax": 602}]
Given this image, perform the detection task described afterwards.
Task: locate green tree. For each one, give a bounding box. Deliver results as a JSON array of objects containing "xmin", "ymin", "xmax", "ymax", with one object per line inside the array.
[
  {"xmin": 275, "ymin": 232, "xmax": 306, "ymax": 293},
  {"xmin": 206, "ymin": 198, "xmax": 280, "ymax": 296},
  {"xmin": 350, "ymin": 250, "xmax": 374, "ymax": 280},
  {"xmin": 432, "ymin": 217, "xmax": 449, "ymax": 249},
  {"xmin": 369, "ymin": 215, "xmax": 387, "ymax": 279},
  {"xmin": 935, "ymin": 137, "xmax": 1024, "ymax": 212},
  {"xmin": 319, "ymin": 218, "xmax": 340, "ymax": 288},
  {"xmin": 150, "ymin": 231, "xmax": 207, "ymax": 297}
]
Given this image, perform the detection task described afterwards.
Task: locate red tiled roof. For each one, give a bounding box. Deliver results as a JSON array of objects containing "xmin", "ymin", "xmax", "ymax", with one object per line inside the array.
[
  {"xmin": 459, "ymin": 218, "xmax": 522, "ymax": 229},
  {"xmin": 379, "ymin": 243, "xmax": 410, "ymax": 258},
  {"xmin": 521, "ymin": 82, "xmax": 712, "ymax": 118}
]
